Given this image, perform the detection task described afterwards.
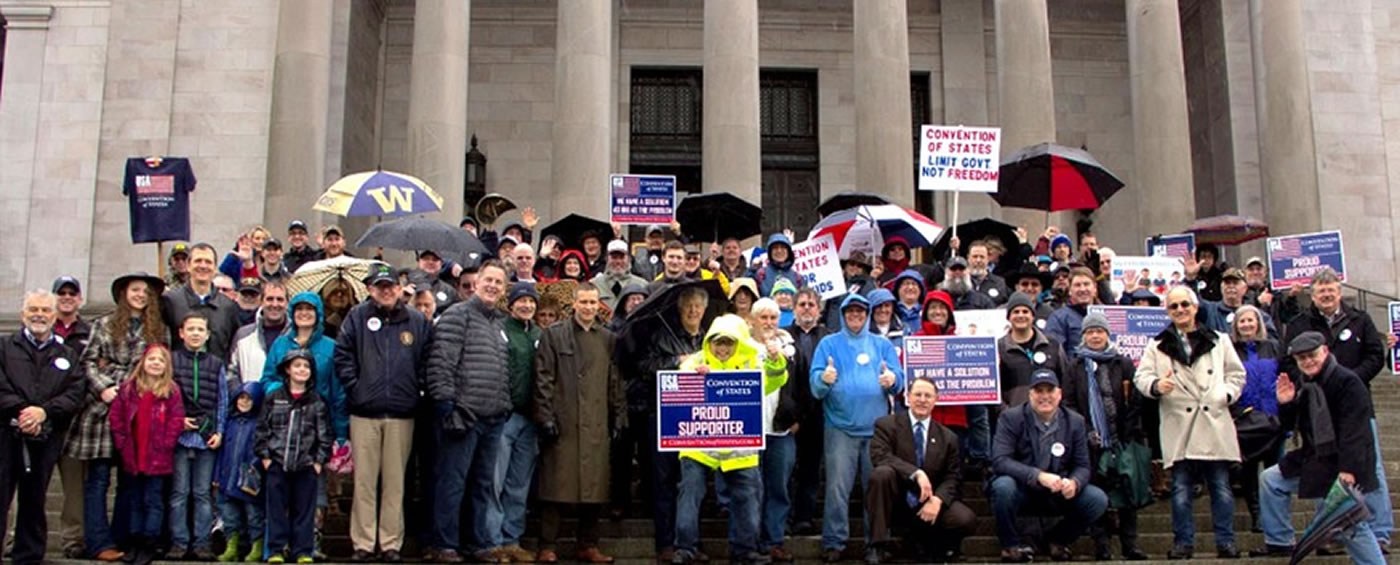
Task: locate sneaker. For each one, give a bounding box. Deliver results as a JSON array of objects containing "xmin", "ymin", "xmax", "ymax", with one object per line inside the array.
[
  {"xmin": 863, "ymin": 547, "xmax": 882, "ymax": 565},
  {"xmin": 1215, "ymin": 543, "xmax": 1240, "ymax": 559},
  {"xmin": 267, "ymin": 556, "xmax": 285, "ymax": 564},
  {"xmin": 999, "ymin": 546, "xmax": 1033, "ymax": 563},
  {"xmin": 296, "ymin": 557, "xmax": 314, "ymax": 564},
  {"xmin": 1165, "ymin": 544, "xmax": 1193, "ymax": 560}
]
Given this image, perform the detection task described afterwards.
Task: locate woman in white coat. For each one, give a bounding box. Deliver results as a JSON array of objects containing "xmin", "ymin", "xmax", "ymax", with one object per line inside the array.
[{"xmin": 1133, "ymin": 286, "xmax": 1246, "ymax": 560}]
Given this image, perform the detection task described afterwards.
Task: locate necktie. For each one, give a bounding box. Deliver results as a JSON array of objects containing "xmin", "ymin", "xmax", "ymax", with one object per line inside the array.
[{"xmin": 914, "ymin": 421, "xmax": 926, "ymax": 467}]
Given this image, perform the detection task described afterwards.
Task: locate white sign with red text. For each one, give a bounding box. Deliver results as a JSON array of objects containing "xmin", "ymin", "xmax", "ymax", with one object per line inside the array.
[
  {"xmin": 918, "ymin": 125, "xmax": 1002, "ymax": 192},
  {"xmin": 791, "ymin": 234, "xmax": 847, "ymax": 300}
]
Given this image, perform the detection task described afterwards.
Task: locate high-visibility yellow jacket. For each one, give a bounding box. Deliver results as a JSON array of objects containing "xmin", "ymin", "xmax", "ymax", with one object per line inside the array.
[{"xmin": 677, "ymin": 314, "xmax": 787, "ymax": 471}]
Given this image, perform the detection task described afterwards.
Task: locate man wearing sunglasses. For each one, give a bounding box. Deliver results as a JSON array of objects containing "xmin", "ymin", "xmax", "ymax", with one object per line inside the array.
[{"xmin": 1134, "ymin": 286, "xmax": 1246, "ymax": 559}]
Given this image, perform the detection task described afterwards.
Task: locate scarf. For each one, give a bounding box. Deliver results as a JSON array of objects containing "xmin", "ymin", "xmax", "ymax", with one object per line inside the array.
[
  {"xmin": 1301, "ymin": 359, "xmax": 1339, "ymax": 458},
  {"xmin": 1074, "ymin": 344, "xmax": 1121, "ymax": 448}
]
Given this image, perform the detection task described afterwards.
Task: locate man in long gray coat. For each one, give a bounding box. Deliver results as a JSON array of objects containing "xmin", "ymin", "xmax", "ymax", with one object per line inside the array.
[{"xmin": 534, "ymin": 282, "xmax": 626, "ymax": 564}]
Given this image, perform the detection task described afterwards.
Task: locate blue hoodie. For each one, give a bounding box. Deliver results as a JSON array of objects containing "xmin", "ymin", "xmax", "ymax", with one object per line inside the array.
[
  {"xmin": 754, "ymin": 233, "xmax": 805, "ymax": 297},
  {"xmin": 215, "ymin": 380, "xmax": 263, "ymax": 503},
  {"xmin": 889, "ymin": 269, "xmax": 925, "ymax": 330},
  {"xmin": 262, "ymin": 292, "xmax": 349, "ymax": 441},
  {"xmin": 866, "ymin": 288, "xmax": 904, "ymax": 350},
  {"xmin": 810, "ymin": 293, "xmax": 904, "ymax": 437}
]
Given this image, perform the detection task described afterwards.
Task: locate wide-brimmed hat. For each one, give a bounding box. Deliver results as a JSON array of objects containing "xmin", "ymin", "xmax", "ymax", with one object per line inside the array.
[{"xmin": 110, "ymin": 272, "xmax": 165, "ymax": 303}]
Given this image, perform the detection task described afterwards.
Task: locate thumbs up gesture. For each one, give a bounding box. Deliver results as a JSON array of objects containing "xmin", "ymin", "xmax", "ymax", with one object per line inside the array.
[
  {"xmin": 878, "ymin": 361, "xmax": 895, "ymax": 389},
  {"xmin": 1275, "ymin": 372, "xmax": 1296, "ymax": 404},
  {"xmin": 822, "ymin": 356, "xmax": 838, "ymax": 385},
  {"xmin": 1155, "ymin": 370, "xmax": 1176, "ymax": 396}
]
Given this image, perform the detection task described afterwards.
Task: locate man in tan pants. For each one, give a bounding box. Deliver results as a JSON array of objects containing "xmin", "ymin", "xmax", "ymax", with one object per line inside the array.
[{"xmin": 332, "ymin": 266, "xmax": 433, "ymax": 562}]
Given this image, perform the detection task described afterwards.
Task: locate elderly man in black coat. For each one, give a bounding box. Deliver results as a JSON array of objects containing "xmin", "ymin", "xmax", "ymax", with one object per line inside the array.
[
  {"xmin": 1248, "ymin": 332, "xmax": 1385, "ymax": 564},
  {"xmin": 0, "ymin": 290, "xmax": 87, "ymax": 565}
]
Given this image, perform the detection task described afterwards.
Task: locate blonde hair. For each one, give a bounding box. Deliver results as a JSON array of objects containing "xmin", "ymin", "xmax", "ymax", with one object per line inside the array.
[{"xmin": 129, "ymin": 343, "xmax": 175, "ymax": 398}]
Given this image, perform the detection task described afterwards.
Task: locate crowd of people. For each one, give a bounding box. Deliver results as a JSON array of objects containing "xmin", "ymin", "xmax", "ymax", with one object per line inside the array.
[{"xmin": 0, "ymin": 211, "xmax": 1394, "ymax": 565}]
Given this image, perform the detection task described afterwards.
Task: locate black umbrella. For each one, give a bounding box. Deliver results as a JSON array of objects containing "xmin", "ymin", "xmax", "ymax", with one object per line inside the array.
[
  {"xmin": 817, "ymin": 191, "xmax": 892, "ymax": 218},
  {"xmin": 626, "ymin": 279, "xmax": 728, "ymax": 324},
  {"xmin": 996, "ymin": 143, "xmax": 1124, "ymax": 212},
  {"xmin": 540, "ymin": 213, "xmax": 612, "ymax": 250},
  {"xmin": 930, "ymin": 217, "xmax": 1020, "ymax": 260},
  {"xmin": 674, "ymin": 192, "xmax": 763, "ymax": 243},
  {"xmin": 354, "ymin": 217, "xmax": 488, "ymax": 265}
]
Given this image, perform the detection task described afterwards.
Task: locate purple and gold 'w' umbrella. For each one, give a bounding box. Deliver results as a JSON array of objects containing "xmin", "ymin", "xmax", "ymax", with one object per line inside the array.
[{"xmin": 314, "ymin": 170, "xmax": 445, "ymax": 217}]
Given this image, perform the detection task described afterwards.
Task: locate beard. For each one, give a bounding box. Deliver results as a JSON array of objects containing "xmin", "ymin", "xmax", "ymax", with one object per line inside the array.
[{"xmin": 940, "ymin": 276, "xmax": 971, "ymax": 297}]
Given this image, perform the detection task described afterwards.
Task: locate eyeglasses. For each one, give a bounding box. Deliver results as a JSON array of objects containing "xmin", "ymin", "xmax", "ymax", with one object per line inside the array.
[{"xmin": 1167, "ymin": 300, "xmax": 1193, "ymax": 311}]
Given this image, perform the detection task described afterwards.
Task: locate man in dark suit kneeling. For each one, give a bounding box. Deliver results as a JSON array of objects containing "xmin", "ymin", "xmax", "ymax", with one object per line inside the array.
[
  {"xmin": 865, "ymin": 376, "xmax": 976, "ymax": 564},
  {"xmin": 988, "ymin": 368, "xmax": 1107, "ymax": 563}
]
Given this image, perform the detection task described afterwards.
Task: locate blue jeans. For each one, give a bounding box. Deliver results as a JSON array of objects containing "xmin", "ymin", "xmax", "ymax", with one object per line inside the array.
[
  {"xmin": 83, "ymin": 459, "xmax": 128, "ymax": 555},
  {"xmin": 760, "ymin": 434, "xmax": 796, "ymax": 550},
  {"xmin": 488, "ymin": 413, "xmax": 537, "ymax": 547},
  {"xmin": 218, "ymin": 497, "xmax": 264, "ymax": 543},
  {"xmin": 120, "ymin": 473, "xmax": 166, "ymax": 540},
  {"xmin": 676, "ymin": 459, "xmax": 761, "ymax": 557},
  {"xmin": 432, "ymin": 416, "xmax": 506, "ymax": 552},
  {"xmin": 965, "ymin": 405, "xmax": 990, "ymax": 460},
  {"xmin": 170, "ymin": 447, "xmax": 216, "ymax": 549},
  {"xmin": 821, "ymin": 427, "xmax": 872, "ymax": 551},
  {"xmin": 1259, "ymin": 464, "xmax": 1385, "ymax": 565},
  {"xmin": 1170, "ymin": 460, "xmax": 1234, "ymax": 547},
  {"xmin": 1366, "ymin": 419, "xmax": 1392, "ymax": 543},
  {"xmin": 988, "ymin": 475, "xmax": 1107, "ymax": 548}
]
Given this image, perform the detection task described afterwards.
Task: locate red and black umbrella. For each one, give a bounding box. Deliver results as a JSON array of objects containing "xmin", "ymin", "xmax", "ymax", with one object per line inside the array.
[{"xmin": 995, "ymin": 143, "xmax": 1124, "ymax": 212}]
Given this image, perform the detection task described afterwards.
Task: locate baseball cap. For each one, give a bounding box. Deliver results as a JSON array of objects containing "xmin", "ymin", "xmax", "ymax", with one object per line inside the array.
[
  {"xmin": 288, "ymin": 220, "xmax": 308, "ymax": 233},
  {"xmin": 169, "ymin": 242, "xmax": 191, "ymax": 258},
  {"xmin": 52, "ymin": 276, "xmax": 81, "ymax": 295},
  {"xmin": 1029, "ymin": 368, "xmax": 1060, "ymax": 389},
  {"xmin": 363, "ymin": 264, "xmax": 398, "ymax": 286},
  {"xmin": 646, "ymin": 224, "xmax": 666, "ymax": 236},
  {"xmin": 460, "ymin": 216, "xmax": 478, "ymax": 229},
  {"xmin": 237, "ymin": 277, "xmax": 263, "ymax": 295},
  {"xmin": 1222, "ymin": 268, "xmax": 1246, "ymax": 282},
  {"xmin": 1245, "ymin": 256, "xmax": 1265, "ymax": 268},
  {"xmin": 684, "ymin": 243, "xmax": 702, "ymax": 256},
  {"xmin": 947, "ymin": 256, "xmax": 969, "ymax": 269},
  {"xmin": 321, "ymin": 225, "xmax": 343, "ymax": 238},
  {"xmin": 262, "ymin": 238, "xmax": 283, "ymax": 250},
  {"xmin": 418, "ymin": 250, "xmax": 441, "ymax": 261},
  {"xmin": 607, "ymin": 240, "xmax": 629, "ymax": 255}
]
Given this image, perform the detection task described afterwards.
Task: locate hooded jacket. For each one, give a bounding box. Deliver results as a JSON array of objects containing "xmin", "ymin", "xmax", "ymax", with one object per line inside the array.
[
  {"xmin": 866, "ymin": 288, "xmax": 904, "ymax": 349},
  {"xmin": 879, "ymin": 237, "xmax": 911, "ymax": 284},
  {"xmin": 216, "ymin": 380, "xmax": 264, "ymax": 502},
  {"xmin": 810, "ymin": 294, "xmax": 904, "ymax": 436},
  {"xmin": 256, "ymin": 351, "xmax": 332, "ymax": 472},
  {"xmin": 552, "ymin": 249, "xmax": 591, "ymax": 282},
  {"xmin": 912, "ymin": 290, "xmax": 969, "ymax": 429},
  {"xmin": 610, "ymin": 284, "xmax": 649, "ymax": 334},
  {"xmin": 888, "ymin": 270, "xmax": 925, "ymax": 331},
  {"xmin": 592, "ymin": 267, "xmax": 648, "ymax": 312},
  {"xmin": 332, "ymin": 300, "xmax": 432, "ymax": 419},
  {"xmin": 263, "ymin": 293, "xmax": 348, "ymax": 441},
  {"xmin": 678, "ymin": 315, "xmax": 788, "ymax": 471},
  {"xmin": 755, "ymin": 233, "xmax": 804, "ymax": 297}
]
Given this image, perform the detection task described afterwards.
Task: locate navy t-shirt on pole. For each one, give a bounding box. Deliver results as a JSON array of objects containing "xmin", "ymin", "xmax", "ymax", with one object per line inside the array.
[{"xmin": 124, "ymin": 157, "xmax": 197, "ymax": 243}]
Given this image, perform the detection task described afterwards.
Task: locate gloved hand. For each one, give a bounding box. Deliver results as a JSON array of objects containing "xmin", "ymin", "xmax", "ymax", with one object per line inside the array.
[{"xmin": 540, "ymin": 422, "xmax": 561, "ymax": 442}]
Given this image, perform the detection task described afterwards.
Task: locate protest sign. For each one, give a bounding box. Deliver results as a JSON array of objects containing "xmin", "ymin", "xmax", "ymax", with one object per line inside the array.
[
  {"xmin": 953, "ymin": 309, "xmax": 1009, "ymax": 338},
  {"xmin": 1267, "ymin": 230, "xmax": 1346, "ymax": 291},
  {"xmin": 1088, "ymin": 305, "xmax": 1172, "ymax": 366},
  {"xmin": 1390, "ymin": 302, "xmax": 1400, "ymax": 374},
  {"xmin": 1145, "ymin": 234, "xmax": 1196, "ymax": 260},
  {"xmin": 610, "ymin": 174, "xmax": 676, "ymax": 225},
  {"xmin": 657, "ymin": 370, "xmax": 764, "ymax": 451},
  {"xmin": 791, "ymin": 234, "xmax": 847, "ymax": 300},
  {"xmin": 1111, "ymin": 255, "xmax": 1187, "ymax": 302},
  {"xmin": 903, "ymin": 336, "xmax": 1001, "ymax": 405},
  {"xmin": 918, "ymin": 126, "xmax": 1001, "ymax": 192}
]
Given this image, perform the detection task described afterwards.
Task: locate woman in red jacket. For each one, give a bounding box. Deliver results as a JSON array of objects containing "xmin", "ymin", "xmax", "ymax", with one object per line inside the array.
[
  {"xmin": 910, "ymin": 291, "xmax": 969, "ymax": 432},
  {"xmin": 109, "ymin": 344, "xmax": 186, "ymax": 564}
]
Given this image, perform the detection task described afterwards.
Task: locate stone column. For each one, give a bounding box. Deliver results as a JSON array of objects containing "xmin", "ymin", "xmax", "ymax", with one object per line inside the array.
[
  {"xmin": 0, "ymin": 5, "xmax": 53, "ymax": 299},
  {"xmin": 940, "ymin": 0, "xmax": 995, "ymax": 222},
  {"xmin": 551, "ymin": 0, "xmax": 614, "ymax": 220},
  {"xmin": 702, "ymin": 0, "xmax": 761, "ymax": 210},
  {"xmin": 854, "ymin": 0, "xmax": 914, "ymax": 208},
  {"xmin": 1249, "ymin": 0, "xmax": 1321, "ymax": 234},
  {"xmin": 407, "ymin": 0, "xmax": 470, "ymax": 224},
  {"xmin": 264, "ymin": 0, "xmax": 334, "ymax": 236},
  {"xmin": 994, "ymin": 0, "xmax": 1058, "ymax": 232},
  {"xmin": 1127, "ymin": 0, "xmax": 1197, "ymax": 236}
]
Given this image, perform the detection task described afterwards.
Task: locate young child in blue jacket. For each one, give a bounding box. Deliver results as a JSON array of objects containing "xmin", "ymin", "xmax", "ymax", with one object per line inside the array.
[{"xmin": 215, "ymin": 381, "xmax": 266, "ymax": 562}]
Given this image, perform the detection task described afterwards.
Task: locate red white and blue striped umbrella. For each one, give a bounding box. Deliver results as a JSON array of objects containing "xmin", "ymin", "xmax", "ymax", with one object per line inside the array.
[{"xmin": 808, "ymin": 204, "xmax": 943, "ymax": 258}]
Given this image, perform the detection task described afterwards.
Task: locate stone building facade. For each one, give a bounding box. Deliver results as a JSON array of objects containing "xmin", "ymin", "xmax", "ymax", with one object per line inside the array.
[{"xmin": 2, "ymin": 0, "xmax": 1398, "ymax": 309}]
